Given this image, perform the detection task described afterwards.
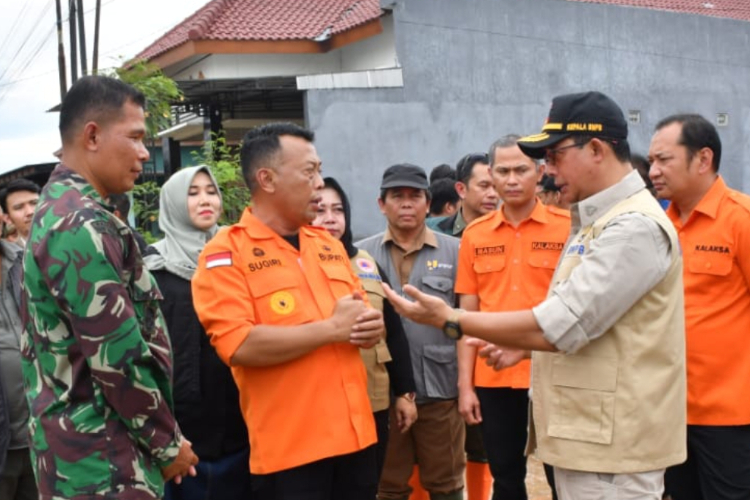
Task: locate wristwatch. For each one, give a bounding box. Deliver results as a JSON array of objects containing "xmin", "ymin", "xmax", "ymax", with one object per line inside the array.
[
  {"xmin": 398, "ymin": 392, "xmax": 416, "ymax": 403},
  {"xmin": 442, "ymin": 308, "xmax": 465, "ymax": 340}
]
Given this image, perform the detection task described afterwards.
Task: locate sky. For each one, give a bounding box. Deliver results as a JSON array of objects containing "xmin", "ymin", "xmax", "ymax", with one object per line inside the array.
[{"xmin": 0, "ymin": 0, "xmax": 209, "ymax": 174}]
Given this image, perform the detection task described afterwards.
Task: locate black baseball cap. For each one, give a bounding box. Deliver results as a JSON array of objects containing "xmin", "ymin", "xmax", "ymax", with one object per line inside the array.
[
  {"xmin": 518, "ymin": 91, "xmax": 628, "ymax": 159},
  {"xmin": 380, "ymin": 163, "xmax": 429, "ymax": 190}
]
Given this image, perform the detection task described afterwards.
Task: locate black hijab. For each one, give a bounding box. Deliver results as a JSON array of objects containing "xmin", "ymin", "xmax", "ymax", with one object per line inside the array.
[{"xmin": 322, "ymin": 177, "xmax": 357, "ymax": 258}]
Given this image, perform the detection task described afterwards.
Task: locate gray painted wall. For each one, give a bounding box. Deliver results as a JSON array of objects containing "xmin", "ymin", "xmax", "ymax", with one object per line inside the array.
[{"xmin": 306, "ymin": 0, "xmax": 750, "ymax": 240}]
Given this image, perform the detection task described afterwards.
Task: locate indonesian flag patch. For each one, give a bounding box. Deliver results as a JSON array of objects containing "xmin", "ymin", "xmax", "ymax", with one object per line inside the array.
[{"xmin": 206, "ymin": 251, "xmax": 233, "ymax": 269}]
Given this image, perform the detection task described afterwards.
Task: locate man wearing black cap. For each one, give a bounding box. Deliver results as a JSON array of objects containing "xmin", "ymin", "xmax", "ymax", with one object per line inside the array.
[
  {"xmin": 358, "ymin": 164, "xmax": 464, "ymax": 500},
  {"xmin": 379, "ymin": 92, "xmax": 687, "ymax": 500}
]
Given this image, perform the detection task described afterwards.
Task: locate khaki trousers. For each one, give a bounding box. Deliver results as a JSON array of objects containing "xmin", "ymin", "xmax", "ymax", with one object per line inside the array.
[
  {"xmin": 554, "ymin": 466, "xmax": 665, "ymax": 500},
  {"xmin": 378, "ymin": 400, "xmax": 465, "ymax": 499}
]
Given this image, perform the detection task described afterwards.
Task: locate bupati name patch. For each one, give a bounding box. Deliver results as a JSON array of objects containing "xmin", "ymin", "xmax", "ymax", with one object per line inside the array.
[
  {"xmin": 532, "ymin": 242, "xmax": 564, "ymax": 251},
  {"xmin": 475, "ymin": 245, "xmax": 505, "ymax": 256},
  {"xmin": 695, "ymin": 244, "xmax": 730, "ymax": 254},
  {"xmin": 319, "ymin": 253, "xmax": 345, "ymax": 262}
]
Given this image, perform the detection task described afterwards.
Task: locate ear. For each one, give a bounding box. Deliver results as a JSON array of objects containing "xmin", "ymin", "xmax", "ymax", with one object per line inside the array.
[
  {"xmin": 536, "ymin": 163, "xmax": 546, "ymax": 182},
  {"xmin": 455, "ymin": 181, "xmax": 468, "ymax": 200},
  {"xmin": 82, "ymin": 121, "xmax": 100, "ymax": 152},
  {"xmin": 377, "ymin": 196, "xmax": 387, "ymax": 215},
  {"xmin": 444, "ymin": 202, "xmax": 458, "ymax": 216},
  {"xmin": 696, "ymin": 147, "xmax": 714, "ymax": 175},
  {"xmin": 256, "ymin": 168, "xmax": 276, "ymax": 194},
  {"xmin": 589, "ymin": 138, "xmax": 607, "ymax": 162}
]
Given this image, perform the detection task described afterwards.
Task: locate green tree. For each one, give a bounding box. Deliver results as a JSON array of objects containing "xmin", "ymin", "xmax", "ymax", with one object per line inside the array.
[
  {"xmin": 108, "ymin": 59, "xmax": 182, "ymax": 138},
  {"xmin": 108, "ymin": 61, "xmax": 251, "ymax": 238}
]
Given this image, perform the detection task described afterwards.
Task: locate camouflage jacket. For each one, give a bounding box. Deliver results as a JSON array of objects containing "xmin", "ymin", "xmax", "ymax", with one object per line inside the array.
[{"xmin": 21, "ymin": 164, "xmax": 181, "ymax": 500}]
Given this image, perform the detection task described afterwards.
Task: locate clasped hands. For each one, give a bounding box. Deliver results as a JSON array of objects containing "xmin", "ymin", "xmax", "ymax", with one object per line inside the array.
[{"xmin": 331, "ymin": 292, "xmax": 385, "ymax": 348}]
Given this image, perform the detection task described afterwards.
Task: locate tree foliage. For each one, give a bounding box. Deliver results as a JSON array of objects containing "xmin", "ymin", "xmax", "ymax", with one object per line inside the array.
[
  {"xmin": 107, "ymin": 59, "xmax": 183, "ymax": 139},
  {"xmin": 108, "ymin": 61, "xmax": 250, "ymax": 241}
]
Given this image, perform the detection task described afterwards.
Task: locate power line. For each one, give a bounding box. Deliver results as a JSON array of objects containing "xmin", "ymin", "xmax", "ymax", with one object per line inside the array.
[
  {"xmin": 0, "ymin": 0, "xmax": 54, "ymax": 85},
  {"xmin": 0, "ymin": 0, "xmax": 33, "ymax": 58}
]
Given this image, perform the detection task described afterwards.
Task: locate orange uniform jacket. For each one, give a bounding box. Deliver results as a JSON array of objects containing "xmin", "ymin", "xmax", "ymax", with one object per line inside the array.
[
  {"xmin": 191, "ymin": 209, "xmax": 376, "ymax": 474},
  {"xmin": 667, "ymin": 176, "xmax": 750, "ymax": 425},
  {"xmin": 455, "ymin": 202, "xmax": 570, "ymax": 388}
]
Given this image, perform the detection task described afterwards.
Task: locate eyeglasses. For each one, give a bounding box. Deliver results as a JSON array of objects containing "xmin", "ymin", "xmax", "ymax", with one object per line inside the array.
[{"xmin": 544, "ymin": 142, "xmax": 584, "ymax": 166}]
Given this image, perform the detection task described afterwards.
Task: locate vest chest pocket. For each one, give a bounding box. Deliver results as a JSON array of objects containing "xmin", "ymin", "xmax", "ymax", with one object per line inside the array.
[
  {"xmin": 420, "ymin": 275, "xmax": 454, "ymax": 303},
  {"xmin": 688, "ymin": 252, "xmax": 733, "ymax": 277},
  {"xmin": 246, "ymin": 269, "xmax": 313, "ymax": 326},
  {"xmin": 473, "ymin": 255, "xmax": 506, "ymax": 274},
  {"xmin": 422, "ymin": 344, "xmax": 458, "ymax": 399},
  {"xmin": 528, "ymin": 253, "xmax": 558, "ymax": 270},
  {"xmin": 547, "ymin": 355, "xmax": 618, "ymax": 445},
  {"xmin": 321, "ymin": 263, "xmax": 355, "ymax": 298}
]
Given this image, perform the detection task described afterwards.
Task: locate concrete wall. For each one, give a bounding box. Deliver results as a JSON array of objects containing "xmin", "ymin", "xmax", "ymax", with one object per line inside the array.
[{"xmin": 305, "ymin": 0, "xmax": 750, "ymax": 240}]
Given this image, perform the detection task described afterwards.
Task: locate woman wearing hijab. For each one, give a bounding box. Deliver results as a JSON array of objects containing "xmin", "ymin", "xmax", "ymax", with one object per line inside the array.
[
  {"xmin": 144, "ymin": 166, "xmax": 252, "ymax": 500},
  {"xmin": 313, "ymin": 177, "xmax": 418, "ymax": 479}
]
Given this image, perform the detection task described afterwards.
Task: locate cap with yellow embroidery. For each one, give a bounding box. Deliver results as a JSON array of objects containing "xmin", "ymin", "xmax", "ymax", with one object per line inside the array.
[{"xmin": 518, "ymin": 91, "xmax": 628, "ymax": 159}]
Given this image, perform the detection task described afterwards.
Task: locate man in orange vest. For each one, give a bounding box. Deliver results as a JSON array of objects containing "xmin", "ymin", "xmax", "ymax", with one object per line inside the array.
[
  {"xmin": 649, "ymin": 114, "xmax": 750, "ymax": 500},
  {"xmin": 192, "ymin": 122, "xmax": 384, "ymax": 500}
]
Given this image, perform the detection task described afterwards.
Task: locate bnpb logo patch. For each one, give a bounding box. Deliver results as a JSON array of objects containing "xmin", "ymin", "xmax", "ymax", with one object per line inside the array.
[{"xmin": 270, "ymin": 291, "xmax": 295, "ymax": 315}]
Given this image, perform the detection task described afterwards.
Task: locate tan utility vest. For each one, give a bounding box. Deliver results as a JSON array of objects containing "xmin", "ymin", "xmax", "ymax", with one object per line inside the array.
[
  {"xmin": 529, "ymin": 189, "xmax": 687, "ymax": 473},
  {"xmin": 351, "ymin": 249, "xmax": 393, "ymax": 412}
]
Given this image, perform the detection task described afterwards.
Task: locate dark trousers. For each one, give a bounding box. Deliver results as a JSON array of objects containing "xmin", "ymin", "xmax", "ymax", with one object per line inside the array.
[
  {"xmin": 0, "ymin": 448, "xmax": 37, "ymax": 500},
  {"xmin": 165, "ymin": 446, "xmax": 253, "ymax": 500},
  {"xmin": 375, "ymin": 409, "xmax": 390, "ymax": 480},
  {"xmin": 665, "ymin": 424, "xmax": 750, "ymax": 500},
  {"xmin": 476, "ymin": 387, "xmax": 530, "ymax": 500},
  {"xmin": 255, "ymin": 445, "xmax": 378, "ymax": 500}
]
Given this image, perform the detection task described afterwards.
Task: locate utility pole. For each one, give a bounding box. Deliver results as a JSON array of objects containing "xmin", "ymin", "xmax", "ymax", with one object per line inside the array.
[
  {"xmin": 68, "ymin": 0, "xmax": 78, "ymax": 83},
  {"xmin": 76, "ymin": 0, "xmax": 87, "ymax": 75},
  {"xmin": 55, "ymin": 0, "xmax": 68, "ymax": 100},
  {"xmin": 92, "ymin": 0, "xmax": 101, "ymax": 74}
]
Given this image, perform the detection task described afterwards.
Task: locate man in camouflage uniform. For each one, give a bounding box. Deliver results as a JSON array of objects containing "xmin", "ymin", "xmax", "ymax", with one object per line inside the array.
[{"xmin": 21, "ymin": 75, "xmax": 198, "ymax": 499}]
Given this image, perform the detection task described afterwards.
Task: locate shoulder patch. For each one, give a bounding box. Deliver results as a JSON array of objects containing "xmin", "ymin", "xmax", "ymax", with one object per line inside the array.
[
  {"xmin": 206, "ymin": 251, "xmax": 233, "ymax": 269},
  {"xmin": 90, "ymin": 218, "xmax": 120, "ymax": 238}
]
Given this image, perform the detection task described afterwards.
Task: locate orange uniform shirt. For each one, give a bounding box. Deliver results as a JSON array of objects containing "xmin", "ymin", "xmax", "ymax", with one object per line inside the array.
[
  {"xmin": 191, "ymin": 209, "xmax": 376, "ymax": 474},
  {"xmin": 455, "ymin": 201, "xmax": 570, "ymax": 388},
  {"xmin": 666, "ymin": 176, "xmax": 750, "ymax": 425}
]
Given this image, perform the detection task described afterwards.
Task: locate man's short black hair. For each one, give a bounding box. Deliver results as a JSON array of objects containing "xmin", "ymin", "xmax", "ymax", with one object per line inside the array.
[
  {"xmin": 429, "ymin": 164, "xmax": 456, "ymax": 184},
  {"xmin": 428, "ymin": 178, "xmax": 458, "ymax": 215},
  {"xmin": 240, "ymin": 122, "xmax": 315, "ymax": 192},
  {"xmin": 107, "ymin": 193, "xmax": 131, "ymax": 219},
  {"xmin": 0, "ymin": 178, "xmax": 41, "ymax": 213},
  {"xmin": 455, "ymin": 153, "xmax": 490, "ymax": 185},
  {"xmin": 59, "ymin": 75, "xmax": 146, "ymax": 145},
  {"xmin": 655, "ymin": 114, "xmax": 722, "ymax": 172}
]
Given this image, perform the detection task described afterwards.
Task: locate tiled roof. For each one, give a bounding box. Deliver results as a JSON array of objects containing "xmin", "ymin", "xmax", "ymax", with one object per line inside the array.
[
  {"xmin": 568, "ymin": 0, "xmax": 750, "ymax": 22},
  {"xmin": 136, "ymin": 0, "xmax": 382, "ymax": 61}
]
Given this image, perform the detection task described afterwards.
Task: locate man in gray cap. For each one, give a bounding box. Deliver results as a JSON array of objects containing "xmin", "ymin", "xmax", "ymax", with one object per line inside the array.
[
  {"xmin": 358, "ymin": 164, "xmax": 464, "ymax": 500},
  {"xmin": 380, "ymin": 93, "xmax": 687, "ymax": 500}
]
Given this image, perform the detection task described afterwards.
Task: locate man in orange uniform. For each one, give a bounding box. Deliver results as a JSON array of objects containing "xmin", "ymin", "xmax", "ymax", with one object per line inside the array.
[
  {"xmin": 192, "ymin": 123, "xmax": 384, "ymax": 500},
  {"xmin": 649, "ymin": 114, "xmax": 750, "ymax": 500},
  {"xmin": 456, "ymin": 135, "xmax": 569, "ymax": 500}
]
